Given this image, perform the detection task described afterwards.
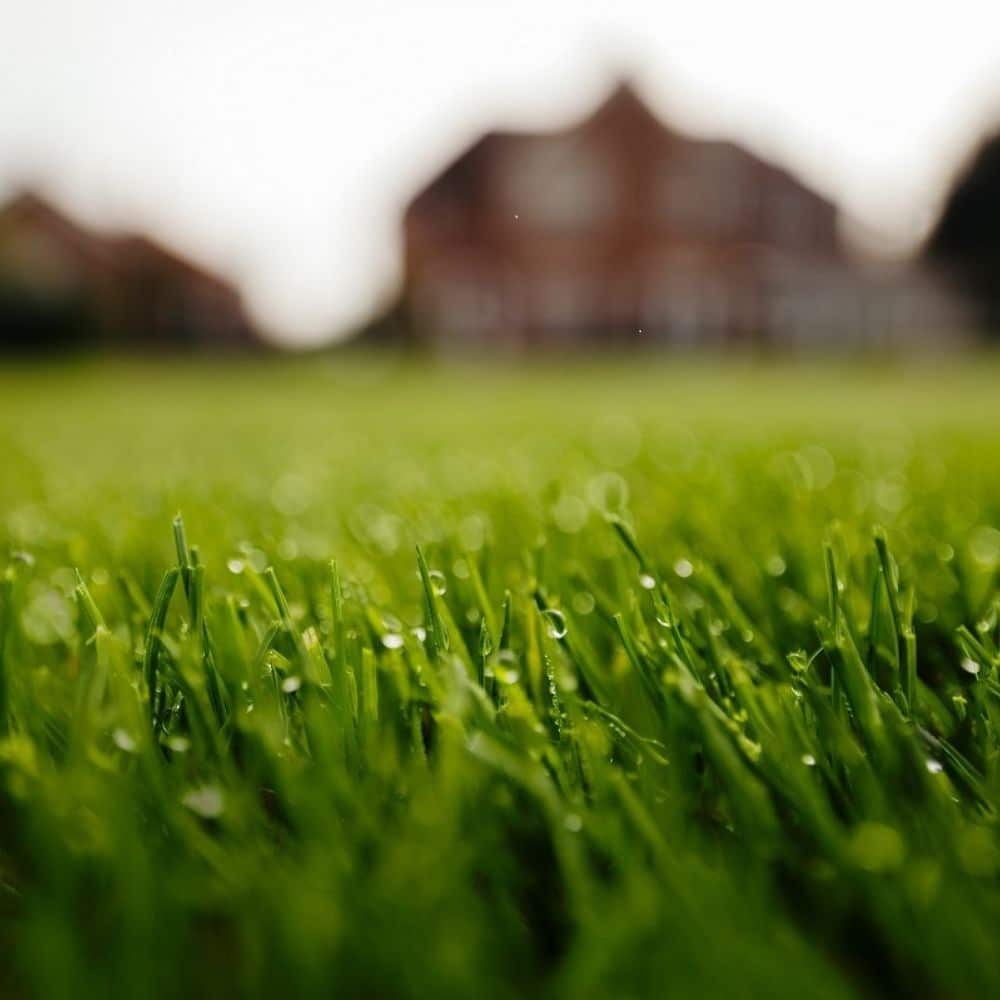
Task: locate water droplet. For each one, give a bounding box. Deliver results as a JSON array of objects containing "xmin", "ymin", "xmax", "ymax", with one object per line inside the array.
[
  {"xmin": 226, "ymin": 558, "xmax": 245, "ymax": 575},
  {"xmin": 428, "ymin": 569, "xmax": 447, "ymax": 596},
  {"xmin": 411, "ymin": 626, "xmax": 427, "ymax": 642},
  {"xmin": 166, "ymin": 735, "xmax": 190, "ymax": 754},
  {"xmin": 572, "ymin": 591, "xmax": 595, "ymax": 615},
  {"xmin": 112, "ymin": 728, "xmax": 136, "ymax": 753},
  {"xmin": 542, "ymin": 609, "xmax": 567, "ymax": 639},
  {"xmin": 564, "ymin": 813, "xmax": 583, "ymax": 832},
  {"xmin": 741, "ymin": 629, "xmax": 755, "ymax": 644},
  {"xmin": 926, "ymin": 759, "xmax": 944, "ymax": 774},
  {"xmin": 247, "ymin": 548, "xmax": 268, "ymax": 573},
  {"xmin": 494, "ymin": 650, "xmax": 520, "ymax": 684},
  {"xmin": 183, "ymin": 785, "xmax": 224, "ymax": 819},
  {"xmin": 552, "ymin": 494, "xmax": 588, "ymax": 534},
  {"xmin": 787, "ymin": 650, "xmax": 811, "ymax": 673},
  {"xmin": 673, "ymin": 558, "xmax": 693, "ymax": 578},
  {"xmin": 281, "ymin": 676, "xmax": 302, "ymax": 693},
  {"xmin": 270, "ymin": 472, "xmax": 310, "ymax": 516},
  {"xmin": 801, "ymin": 753, "xmax": 816, "ymax": 767},
  {"xmin": 479, "ymin": 623, "xmax": 494, "ymax": 658},
  {"xmin": 849, "ymin": 822, "xmax": 904, "ymax": 872},
  {"xmin": 382, "ymin": 633, "xmax": 404, "ymax": 650},
  {"xmin": 765, "ymin": 555, "xmax": 786, "ymax": 577},
  {"xmin": 558, "ymin": 670, "xmax": 579, "ymax": 693},
  {"xmin": 961, "ymin": 658, "xmax": 981, "ymax": 676},
  {"xmin": 586, "ymin": 471, "xmax": 629, "ymax": 514},
  {"xmin": 638, "ymin": 573, "xmax": 656, "ymax": 590},
  {"xmin": 970, "ymin": 525, "xmax": 1000, "ymax": 568}
]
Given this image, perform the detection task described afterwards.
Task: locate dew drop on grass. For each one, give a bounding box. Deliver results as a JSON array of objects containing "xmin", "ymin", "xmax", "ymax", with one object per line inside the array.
[
  {"xmin": 801, "ymin": 753, "xmax": 817, "ymax": 767},
  {"xmin": 382, "ymin": 633, "xmax": 404, "ymax": 650},
  {"xmin": 564, "ymin": 813, "xmax": 583, "ymax": 833},
  {"xmin": 558, "ymin": 670, "xmax": 579, "ymax": 693},
  {"xmin": 479, "ymin": 624, "xmax": 494, "ymax": 659},
  {"xmin": 969, "ymin": 525, "xmax": 1000, "ymax": 567},
  {"xmin": 849, "ymin": 822, "xmax": 904, "ymax": 873},
  {"xmin": 278, "ymin": 538, "xmax": 299, "ymax": 561},
  {"xmin": 227, "ymin": 558, "xmax": 245, "ymax": 575},
  {"xmin": 494, "ymin": 650, "xmax": 520, "ymax": 684},
  {"xmin": 112, "ymin": 728, "xmax": 136, "ymax": 753},
  {"xmin": 926, "ymin": 759, "xmax": 944, "ymax": 774},
  {"xmin": 247, "ymin": 549, "xmax": 268, "ymax": 573},
  {"xmin": 673, "ymin": 559, "xmax": 693, "ymax": 578},
  {"xmin": 281, "ymin": 676, "xmax": 302, "ymax": 693},
  {"xmin": 586, "ymin": 471, "xmax": 629, "ymax": 515},
  {"xmin": 787, "ymin": 650, "xmax": 811, "ymax": 673},
  {"xmin": 961, "ymin": 658, "xmax": 981, "ymax": 676},
  {"xmin": 183, "ymin": 785, "xmax": 225, "ymax": 820},
  {"xmin": 428, "ymin": 570, "xmax": 447, "ymax": 596},
  {"xmin": 552, "ymin": 494, "xmax": 588, "ymax": 534},
  {"xmin": 411, "ymin": 626, "xmax": 427, "ymax": 642},
  {"xmin": 638, "ymin": 573, "xmax": 656, "ymax": 590},
  {"xmin": 542, "ymin": 609, "xmax": 567, "ymax": 639},
  {"xmin": 572, "ymin": 591, "xmax": 595, "ymax": 615}
]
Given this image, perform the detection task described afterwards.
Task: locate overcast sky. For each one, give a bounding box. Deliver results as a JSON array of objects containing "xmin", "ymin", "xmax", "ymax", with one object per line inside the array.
[{"xmin": 2, "ymin": 1, "xmax": 999, "ymax": 344}]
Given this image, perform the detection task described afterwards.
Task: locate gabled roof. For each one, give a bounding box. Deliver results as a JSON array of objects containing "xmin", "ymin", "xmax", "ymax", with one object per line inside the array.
[
  {"xmin": 573, "ymin": 80, "xmax": 672, "ymax": 135},
  {"xmin": 0, "ymin": 189, "xmax": 117, "ymax": 269},
  {"xmin": 405, "ymin": 79, "xmax": 838, "ymax": 223},
  {"xmin": 0, "ymin": 188, "xmax": 245, "ymax": 300}
]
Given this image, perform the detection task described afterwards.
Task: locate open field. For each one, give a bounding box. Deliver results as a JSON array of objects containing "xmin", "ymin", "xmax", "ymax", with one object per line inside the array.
[{"xmin": 1, "ymin": 358, "xmax": 999, "ymax": 997}]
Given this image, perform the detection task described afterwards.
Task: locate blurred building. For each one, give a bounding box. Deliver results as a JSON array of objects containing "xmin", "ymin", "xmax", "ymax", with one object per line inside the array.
[
  {"xmin": 924, "ymin": 128, "xmax": 1000, "ymax": 335},
  {"xmin": 0, "ymin": 191, "xmax": 259, "ymax": 354},
  {"xmin": 391, "ymin": 82, "xmax": 968, "ymax": 352}
]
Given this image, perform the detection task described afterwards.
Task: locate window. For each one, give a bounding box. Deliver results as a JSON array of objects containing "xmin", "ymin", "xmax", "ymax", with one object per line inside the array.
[{"xmin": 502, "ymin": 141, "xmax": 614, "ymax": 231}]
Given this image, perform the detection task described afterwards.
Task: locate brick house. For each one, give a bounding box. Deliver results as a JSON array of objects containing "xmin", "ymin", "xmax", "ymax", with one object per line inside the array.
[
  {"xmin": 0, "ymin": 191, "xmax": 258, "ymax": 353},
  {"xmin": 397, "ymin": 82, "xmax": 967, "ymax": 352}
]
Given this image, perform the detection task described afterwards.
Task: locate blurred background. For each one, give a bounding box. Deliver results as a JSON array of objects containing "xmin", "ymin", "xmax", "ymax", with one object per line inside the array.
[{"xmin": 1, "ymin": 0, "xmax": 999, "ymax": 355}]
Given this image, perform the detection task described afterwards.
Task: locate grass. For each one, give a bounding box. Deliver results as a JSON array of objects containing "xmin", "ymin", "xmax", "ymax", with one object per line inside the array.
[{"xmin": 0, "ymin": 357, "xmax": 998, "ymax": 997}]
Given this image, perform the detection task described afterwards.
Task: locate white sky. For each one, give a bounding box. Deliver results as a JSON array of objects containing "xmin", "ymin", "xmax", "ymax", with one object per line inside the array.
[{"xmin": 2, "ymin": 1, "xmax": 999, "ymax": 345}]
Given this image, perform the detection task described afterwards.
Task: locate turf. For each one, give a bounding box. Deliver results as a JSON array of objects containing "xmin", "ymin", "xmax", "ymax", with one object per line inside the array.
[{"xmin": 0, "ymin": 358, "xmax": 998, "ymax": 998}]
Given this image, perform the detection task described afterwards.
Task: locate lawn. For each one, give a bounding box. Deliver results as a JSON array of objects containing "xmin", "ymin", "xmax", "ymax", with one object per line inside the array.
[{"xmin": 0, "ymin": 357, "xmax": 998, "ymax": 998}]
